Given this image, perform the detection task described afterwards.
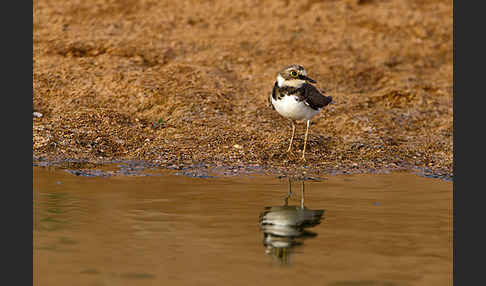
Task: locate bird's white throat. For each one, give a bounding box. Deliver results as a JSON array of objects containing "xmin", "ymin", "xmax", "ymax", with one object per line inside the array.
[{"xmin": 277, "ymin": 74, "xmax": 305, "ymax": 88}]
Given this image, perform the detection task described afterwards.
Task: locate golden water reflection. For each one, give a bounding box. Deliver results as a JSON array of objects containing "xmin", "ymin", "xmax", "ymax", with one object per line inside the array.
[
  {"xmin": 34, "ymin": 167, "xmax": 452, "ymax": 286},
  {"xmin": 259, "ymin": 179, "xmax": 325, "ymax": 265}
]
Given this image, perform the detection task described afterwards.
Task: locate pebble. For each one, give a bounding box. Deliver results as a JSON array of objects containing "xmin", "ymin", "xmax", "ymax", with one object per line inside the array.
[{"xmin": 33, "ymin": 112, "xmax": 43, "ymax": 118}]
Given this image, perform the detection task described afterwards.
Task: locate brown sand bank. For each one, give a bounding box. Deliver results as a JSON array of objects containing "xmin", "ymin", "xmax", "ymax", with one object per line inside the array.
[{"xmin": 33, "ymin": 0, "xmax": 453, "ymax": 179}]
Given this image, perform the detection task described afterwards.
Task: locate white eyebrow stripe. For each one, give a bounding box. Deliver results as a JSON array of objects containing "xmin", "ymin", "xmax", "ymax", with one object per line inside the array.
[{"xmin": 277, "ymin": 74, "xmax": 285, "ymax": 87}]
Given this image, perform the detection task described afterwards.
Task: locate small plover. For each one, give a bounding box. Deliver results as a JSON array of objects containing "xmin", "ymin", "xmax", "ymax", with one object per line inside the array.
[{"xmin": 269, "ymin": 64, "xmax": 333, "ymax": 161}]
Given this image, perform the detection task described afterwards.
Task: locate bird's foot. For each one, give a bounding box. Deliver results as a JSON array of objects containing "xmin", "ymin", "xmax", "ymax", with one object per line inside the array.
[
  {"xmin": 286, "ymin": 151, "xmax": 296, "ymax": 159},
  {"xmin": 300, "ymin": 152, "xmax": 307, "ymax": 162}
]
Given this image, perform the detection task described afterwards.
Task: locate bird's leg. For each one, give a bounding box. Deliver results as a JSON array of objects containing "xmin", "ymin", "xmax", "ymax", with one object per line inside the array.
[
  {"xmin": 301, "ymin": 120, "xmax": 310, "ymax": 161},
  {"xmin": 301, "ymin": 180, "xmax": 305, "ymax": 209},
  {"xmin": 287, "ymin": 120, "xmax": 296, "ymax": 154},
  {"xmin": 283, "ymin": 177, "xmax": 292, "ymax": 206}
]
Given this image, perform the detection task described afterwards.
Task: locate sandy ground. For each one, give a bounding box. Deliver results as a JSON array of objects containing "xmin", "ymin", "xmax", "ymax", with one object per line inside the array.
[{"xmin": 33, "ymin": 0, "xmax": 453, "ymax": 179}]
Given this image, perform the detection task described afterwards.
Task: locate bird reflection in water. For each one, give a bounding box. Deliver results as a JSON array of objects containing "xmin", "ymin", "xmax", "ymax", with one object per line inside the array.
[{"xmin": 259, "ymin": 178, "xmax": 325, "ymax": 265}]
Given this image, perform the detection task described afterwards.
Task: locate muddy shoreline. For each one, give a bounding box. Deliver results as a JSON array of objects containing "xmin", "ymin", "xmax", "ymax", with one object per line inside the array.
[{"xmin": 33, "ymin": 155, "xmax": 452, "ymax": 181}]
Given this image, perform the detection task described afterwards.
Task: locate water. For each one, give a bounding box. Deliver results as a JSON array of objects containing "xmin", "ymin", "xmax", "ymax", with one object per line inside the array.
[{"xmin": 33, "ymin": 166, "xmax": 452, "ymax": 286}]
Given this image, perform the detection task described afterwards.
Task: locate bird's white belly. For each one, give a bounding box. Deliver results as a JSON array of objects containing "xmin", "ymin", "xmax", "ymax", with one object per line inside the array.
[{"xmin": 272, "ymin": 95, "xmax": 320, "ymax": 121}]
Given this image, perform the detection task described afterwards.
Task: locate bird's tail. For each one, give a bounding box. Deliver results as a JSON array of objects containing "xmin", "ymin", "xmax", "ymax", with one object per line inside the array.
[{"xmin": 328, "ymin": 96, "xmax": 335, "ymax": 105}]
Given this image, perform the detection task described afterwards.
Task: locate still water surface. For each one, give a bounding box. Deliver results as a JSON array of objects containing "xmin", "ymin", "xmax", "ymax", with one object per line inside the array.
[{"xmin": 33, "ymin": 167, "xmax": 452, "ymax": 286}]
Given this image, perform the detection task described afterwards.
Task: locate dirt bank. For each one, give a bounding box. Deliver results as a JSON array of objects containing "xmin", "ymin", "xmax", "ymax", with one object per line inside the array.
[{"xmin": 33, "ymin": 0, "xmax": 453, "ymax": 179}]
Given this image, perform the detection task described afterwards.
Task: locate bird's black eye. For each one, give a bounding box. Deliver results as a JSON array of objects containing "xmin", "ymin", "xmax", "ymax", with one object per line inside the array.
[{"xmin": 290, "ymin": 71, "xmax": 298, "ymax": 77}]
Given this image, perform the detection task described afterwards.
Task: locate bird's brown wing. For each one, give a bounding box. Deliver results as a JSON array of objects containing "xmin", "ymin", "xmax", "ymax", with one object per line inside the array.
[{"xmin": 303, "ymin": 83, "xmax": 332, "ymax": 110}]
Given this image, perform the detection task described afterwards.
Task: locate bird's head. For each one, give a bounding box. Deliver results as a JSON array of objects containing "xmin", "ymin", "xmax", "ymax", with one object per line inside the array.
[{"xmin": 276, "ymin": 64, "xmax": 316, "ymax": 88}]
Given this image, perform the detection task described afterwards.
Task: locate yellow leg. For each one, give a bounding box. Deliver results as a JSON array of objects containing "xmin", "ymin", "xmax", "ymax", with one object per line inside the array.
[
  {"xmin": 287, "ymin": 120, "xmax": 296, "ymax": 154},
  {"xmin": 283, "ymin": 177, "xmax": 292, "ymax": 206},
  {"xmin": 300, "ymin": 180, "xmax": 305, "ymax": 209},
  {"xmin": 301, "ymin": 120, "xmax": 310, "ymax": 161}
]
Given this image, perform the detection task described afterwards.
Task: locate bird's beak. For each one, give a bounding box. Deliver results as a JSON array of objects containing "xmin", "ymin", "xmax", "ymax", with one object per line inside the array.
[{"xmin": 299, "ymin": 75, "xmax": 316, "ymax": 83}]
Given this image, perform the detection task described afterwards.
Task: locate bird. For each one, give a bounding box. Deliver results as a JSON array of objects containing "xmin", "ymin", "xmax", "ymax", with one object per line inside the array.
[{"xmin": 268, "ymin": 64, "xmax": 333, "ymax": 161}]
